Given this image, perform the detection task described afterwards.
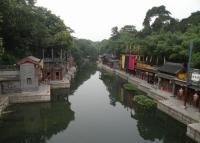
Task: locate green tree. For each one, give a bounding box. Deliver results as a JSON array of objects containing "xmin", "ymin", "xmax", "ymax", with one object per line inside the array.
[{"xmin": 0, "ymin": 0, "xmax": 73, "ymax": 63}]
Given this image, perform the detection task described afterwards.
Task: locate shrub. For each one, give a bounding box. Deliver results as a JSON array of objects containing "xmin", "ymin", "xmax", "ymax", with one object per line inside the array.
[
  {"xmin": 123, "ymin": 83, "xmax": 137, "ymax": 91},
  {"xmin": 133, "ymin": 95, "xmax": 156, "ymax": 109}
]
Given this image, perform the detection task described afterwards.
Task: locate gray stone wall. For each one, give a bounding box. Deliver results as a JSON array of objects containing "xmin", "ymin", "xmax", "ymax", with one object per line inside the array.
[
  {"xmin": 9, "ymin": 95, "xmax": 50, "ymax": 103},
  {"xmin": 187, "ymin": 123, "xmax": 200, "ymax": 143},
  {"xmin": 1, "ymin": 81, "xmax": 20, "ymax": 93},
  {"xmin": 20, "ymin": 63, "xmax": 38, "ymax": 91},
  {"xmin": 0, "ymin": 96, "xmax": 9, "ymax": 116},
  {"xmin": 0, "ymin": 70, "xmax": 19, "ymax": 78}
]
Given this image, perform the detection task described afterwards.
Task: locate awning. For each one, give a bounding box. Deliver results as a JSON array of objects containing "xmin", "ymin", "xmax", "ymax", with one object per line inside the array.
[
  {"xmin": 175, "ymin": 79, "xmax": 200, "ymax": 90},
  {"xmin": 135, "ymin": 66, "xmax": 158, "ymax": 73},
  {"xmin": 175, "ymin": 79, "xmax": 187, "ymax": 87},
  {"xmin": 157, "ymin": 73, "xmax": 175, "ymax": 80},
  {"xmin": 158, "ymin": 62, "xmax": 184, "ymax": 75}
]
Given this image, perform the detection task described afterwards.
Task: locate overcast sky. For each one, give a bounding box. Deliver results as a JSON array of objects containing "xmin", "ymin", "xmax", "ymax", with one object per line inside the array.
[{"xmin": 36, "ymin": 0, "xmax": 200, "ymax": 41}]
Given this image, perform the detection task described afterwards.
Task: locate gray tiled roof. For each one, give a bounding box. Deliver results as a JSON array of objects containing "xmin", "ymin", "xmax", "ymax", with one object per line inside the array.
[{"xmin": 158, "ymin": 62, "xmax": 184, "ymax": 75}]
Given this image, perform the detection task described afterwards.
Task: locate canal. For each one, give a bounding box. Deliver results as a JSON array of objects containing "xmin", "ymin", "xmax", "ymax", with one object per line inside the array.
[{"xmin": 0, "ymin": 63, "xmax": 196, "ymax": 143}]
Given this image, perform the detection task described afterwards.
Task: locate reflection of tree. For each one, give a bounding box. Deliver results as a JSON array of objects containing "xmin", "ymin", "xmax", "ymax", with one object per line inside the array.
[
  {"xmin": 132, "ymin": 105, "xmax": 195, "ymax": 143},
  {"xmin": 100, "ymin": 71, "xmax": 195, "ymax": 143},
  {"xmin": 132, "ymin": 105, "xmax": 163, "ymax": 141},
  {"xmin": 101, "ymin": 72, "xmax": 140, "ymax": 107},
  {"xmin": 0, "ymin": 101, "xmax": 74, "ymax": 143},
  {"xmin": 69, "ymin": 62, "xmax": 97, "ymax": 95},
  {"xmin": 100, "ymin": 72, "xmax": 123, "ymax": 106},
  {"xmin": 51, "ymin": 88, "xmax": 70, "ymax": 101}
]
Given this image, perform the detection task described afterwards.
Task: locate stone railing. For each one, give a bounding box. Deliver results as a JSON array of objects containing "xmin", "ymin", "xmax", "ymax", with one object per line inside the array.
[{"xmin": 0, "ymin": 65, "xmax": 19, "ymax": 71}]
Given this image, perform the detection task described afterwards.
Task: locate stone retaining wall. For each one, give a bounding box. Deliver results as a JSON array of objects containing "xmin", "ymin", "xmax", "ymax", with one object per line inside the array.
[
  {"xmin": 0, "ymin": 96, "xmax": 9, "ymax": 116},
  {"xmin": 0, "ymin": 70, "xmax": 19, "ymax": 77},
  {"xmin": 9, "ymin": 95, "xmax": 50, "ymax": 104},
  {"xmin": 157, "ymin": 101, "xmax": 198, "ymax": 124},
  {"xmin": 187, "ymin": 123, "xmax": 200, "ymax": 143}
]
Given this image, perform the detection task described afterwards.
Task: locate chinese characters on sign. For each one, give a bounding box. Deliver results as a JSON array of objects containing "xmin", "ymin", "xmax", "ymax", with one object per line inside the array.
[{"xmin": 191, "ymin": 72, "xmax": 200, "ymax": 82}]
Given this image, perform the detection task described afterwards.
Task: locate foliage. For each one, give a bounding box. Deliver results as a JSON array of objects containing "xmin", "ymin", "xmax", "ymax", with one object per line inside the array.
[
  {"xmin": 71, "ymin": 39, "xmax": 98, "ymax": 66},
  {"xmin": 133, "ymin": 95, "xmax": 156, "ymax": 109},
  {"xmin": 100, "ymin": 25, "xmax": 137, "ymax": 58},
  {"xmin": 0, "ymin": 0, "xmax": 73, "ymax": 64},
  {"xmin": 99, "ymin": 5, "xmax": 200, "ymax": 68},
  {"xmin": 143, "ymin": 5, "xmax": 172, "ymax": 32},
  {"xmin": 123, "ymin": 83, "xmax": 137, "ymax": 91}
]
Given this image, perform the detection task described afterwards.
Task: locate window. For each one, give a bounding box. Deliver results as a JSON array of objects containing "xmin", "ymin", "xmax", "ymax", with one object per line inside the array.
[
  {"xmin": 27, "ymin": 78, "xmax": 32, "ymax": 85},
  {"xmin": 56, "ymin": 72, "xmax": 59, "ymax": 80},
  {"xmin": 56, "ymin": 72, "xmax": 59, "ymax": 76}
]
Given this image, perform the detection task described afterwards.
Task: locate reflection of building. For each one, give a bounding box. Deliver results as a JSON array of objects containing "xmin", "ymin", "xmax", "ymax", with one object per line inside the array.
[{"xmin": 120, "ymin": 87, "xmax": 134, "ymax": 108}]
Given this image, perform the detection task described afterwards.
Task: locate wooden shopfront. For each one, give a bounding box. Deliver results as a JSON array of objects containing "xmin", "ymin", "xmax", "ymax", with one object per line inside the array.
[
  {"xmin": 174, "ymin": 79, "xmax": 200, "ymax": 109},
  {"xmin": 158, "ymin": 62, "xmax": 185, "ymax": 93},
  {"xmin": 157, "ymin": 73, "xmax": 174, "ymax": 93},
  {"xmin": 135, "ymin": 64, "xmax": 158, "ymax": 85}
]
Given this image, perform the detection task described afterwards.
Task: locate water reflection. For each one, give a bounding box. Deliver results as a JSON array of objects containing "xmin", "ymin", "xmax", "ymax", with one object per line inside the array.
[
  {"xmin": 100, "ymin": 70, "xmax": 196, "ymax": 143},
  {"xmin": 0, "ymin": 62, "xmax": 97, "ymax": 143},
  {"xmin": 69, "ymin": 62, "xmax": 97, "ymax": 95},
  {"xmin": 0, "ymin": 64, "xmax": 197, "ymax": 143},
  {"xmin": 0, "ymin": 101, "xmax": 74, "ymax": 143}
]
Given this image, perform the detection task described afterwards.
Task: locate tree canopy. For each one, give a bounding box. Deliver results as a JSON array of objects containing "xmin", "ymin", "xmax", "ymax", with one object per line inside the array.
[
  {"xmin": 0, "ymin": 0, "xmax": 73, "ymax": 64},
  {"xmin": 99, "ymin": 5, "xmax": 200, "ymax": 68}
]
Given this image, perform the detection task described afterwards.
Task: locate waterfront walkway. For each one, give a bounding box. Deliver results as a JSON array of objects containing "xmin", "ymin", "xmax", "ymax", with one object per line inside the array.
[
  {"xmin": 116, "ymin": 67, "xmax": 200, "ymax": 121},
  {"xmin": 99, "ymin": 63, "xmax": 200, "ymax": 142}
]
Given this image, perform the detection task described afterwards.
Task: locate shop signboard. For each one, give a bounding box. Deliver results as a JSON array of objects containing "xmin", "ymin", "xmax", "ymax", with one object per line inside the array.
[{"xmin": 190, "ymin": 69, "xmax": 200, "ymax": 83}]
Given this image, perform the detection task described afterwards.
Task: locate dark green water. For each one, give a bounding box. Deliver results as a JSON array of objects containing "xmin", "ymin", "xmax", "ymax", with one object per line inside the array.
[{"xmin": 0, "ymin": 64, "xmax": 196, "ymax": 143}]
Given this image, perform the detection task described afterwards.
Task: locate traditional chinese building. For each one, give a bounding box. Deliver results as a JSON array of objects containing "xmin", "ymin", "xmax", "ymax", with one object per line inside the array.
[
  {"xmin": 135, "ymin": 62, "xmax": 158, "ymax": 85},
  {"xmin": 42, "ymin": 48, "xmax": 76, "ymax": 88},
  {"xmin": 0, "ymin": 56, "xmax": 43, "ymax": 94},
  {"xmin": 158, "ymin": 62, "xmax": 185, "ymax": 93},
  {"xmin": 17, "ymin": 56, "xmax": 43, "ymax": 91},
  {"xmin": 0, "ymin": 56, "xmax": 51, "ymax": 105}
]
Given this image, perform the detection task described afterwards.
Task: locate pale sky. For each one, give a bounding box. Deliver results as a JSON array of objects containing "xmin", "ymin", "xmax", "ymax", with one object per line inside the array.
[{"xmin": 36, "ymin": 0, "xmax": 200, "ymax": 41}]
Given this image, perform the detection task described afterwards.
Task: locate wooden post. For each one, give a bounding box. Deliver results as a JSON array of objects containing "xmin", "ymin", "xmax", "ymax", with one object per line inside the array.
[
  {"xmin": 51, "ymin": 48, "xmax": 54, "ymax": 60},
  {"xmin": 42, "ymin": 49, "xmax": 44, "ymax": 59},
  {"xmin": 172, "ymin": 81, "xmax": 176, "ymax": 96},
  {"xmin": 60, "ymin": 48, "xmax": 63, "ymax": 61},
  {"xmin": 184, "ymin": 87, "xmax": 188, "ymax": 107}
]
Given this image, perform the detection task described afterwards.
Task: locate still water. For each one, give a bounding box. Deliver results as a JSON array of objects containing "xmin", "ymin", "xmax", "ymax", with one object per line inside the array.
[{"xmin": 0, "ymin": 64, "xmax": 196, "ymax": 143}]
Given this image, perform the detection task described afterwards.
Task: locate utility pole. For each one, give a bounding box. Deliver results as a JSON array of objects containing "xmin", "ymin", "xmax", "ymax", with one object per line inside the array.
[
  {"xmin": 187, "ymin": 41, "xmax": 193, "ymax": 78},
  {"xmin": 185, "ymin": 41, "xmax": 193, "ymax": 107}
]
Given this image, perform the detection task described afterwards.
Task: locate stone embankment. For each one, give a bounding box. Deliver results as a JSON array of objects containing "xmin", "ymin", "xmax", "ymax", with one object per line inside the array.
[
  {"xmin": 98, "ymin": 63, "xmax": 200, "ymax": 143},
  {"xmin": 0, "ymin": 66, "xmax": 76, "ymax": 116}
]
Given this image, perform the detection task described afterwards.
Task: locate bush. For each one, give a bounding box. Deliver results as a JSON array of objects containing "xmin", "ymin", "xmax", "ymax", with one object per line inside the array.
[
  {"xmin": 123, "ymin": 83, "xmax": 137, "ymax": 91},
  {"xmin": 133, "ymin": 95, "xmax": 156, "ymax": 109}
]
